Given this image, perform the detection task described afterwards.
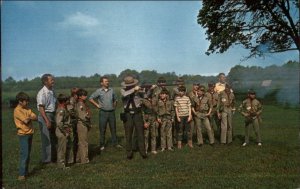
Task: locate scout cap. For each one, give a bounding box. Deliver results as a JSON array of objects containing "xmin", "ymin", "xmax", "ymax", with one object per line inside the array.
[
  {"xmin": 248, "ymin": 89, "xmax": 256, "ymax": 94},
  {"xmin": 176, "ymin": 77, "xmax": 185, "ymax": 85},
  {"xmin": 157, "ymin": 77, "xmax": 166, "ymax": 84},
  {"xmin": 121, "ymin": 75, "xmax": 139, "ymax": 87}
]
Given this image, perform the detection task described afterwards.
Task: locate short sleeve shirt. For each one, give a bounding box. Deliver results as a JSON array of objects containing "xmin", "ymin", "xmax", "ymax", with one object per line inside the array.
[{"xmin": 36, "ymin": 86, "xmax": 56, "ymax": 112}]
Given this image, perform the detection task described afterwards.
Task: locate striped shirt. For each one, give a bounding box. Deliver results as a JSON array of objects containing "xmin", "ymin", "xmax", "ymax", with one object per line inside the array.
[{"xmin": 174, "ymin": 95, "xmax": 191, "ymax": 117}]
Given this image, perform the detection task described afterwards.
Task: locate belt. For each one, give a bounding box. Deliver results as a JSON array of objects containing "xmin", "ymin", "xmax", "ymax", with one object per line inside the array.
[{"xmin": 45, "ymin": 111, "xmax": 55, "ymax": 114}]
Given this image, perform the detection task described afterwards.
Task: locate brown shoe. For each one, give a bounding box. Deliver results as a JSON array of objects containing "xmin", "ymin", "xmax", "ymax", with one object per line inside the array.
[{"xmin": 18, "ymin": 176, "xmax": 26, "ymax": 181}]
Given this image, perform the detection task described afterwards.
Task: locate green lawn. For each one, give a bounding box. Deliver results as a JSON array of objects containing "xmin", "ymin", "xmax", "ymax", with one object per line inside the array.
[{"xmin": 2, "ymin": 91, "xmax": 300, "ymax": 188}]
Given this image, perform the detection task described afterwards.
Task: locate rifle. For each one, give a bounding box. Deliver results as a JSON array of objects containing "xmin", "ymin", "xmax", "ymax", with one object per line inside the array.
[{"xmin": 140, "ymin": 83, "xmax": 177, "ymax": 89}]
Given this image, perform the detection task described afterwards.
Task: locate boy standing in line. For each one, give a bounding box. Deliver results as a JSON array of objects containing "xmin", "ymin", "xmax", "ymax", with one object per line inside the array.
[
  {"xmin": 55, "ymin": 94, "xmax": 74, "ymax": 168},
  {"xmin": 217, "ymin": 84, "xmax": 235, "ymax": 145},
  {"xmin": 174, "ymin": 86, "xmax": 192, "ymax": 149},
  {"xmin": 239, "ymin": 89, "xmax": 263, "ymax": 146},
  {"xmin": 76, "ymin": 89, "xmax": 91, "ymax": 164},
  {"xmin": 14, "ymin": 92, "xmax": 37, "ymax": 181},
  {"xmin": 191, "ymin": 86, "xmax": 214, "ymax": 146},
  {"xmin": 156, "ymin": 89, "xmax": 175, "ymax": 151}
]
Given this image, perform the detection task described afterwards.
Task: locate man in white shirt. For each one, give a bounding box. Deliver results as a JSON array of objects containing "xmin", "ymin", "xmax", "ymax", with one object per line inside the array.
[{"xmin": 36, "ymin": 74, "xmax": 57, "ymax": 163}]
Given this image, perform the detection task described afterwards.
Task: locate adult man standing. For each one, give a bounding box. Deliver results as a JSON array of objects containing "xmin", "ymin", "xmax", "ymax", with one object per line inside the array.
[
  {"xmin": 37, "ymin": 73, "xmax": 57, "ymax": 163},
  {"xmin": 120, "ymin": 76, "xmax": 147, "ymax": 159},
  {"xmin": 89, "ymin": 76, "xmax": 121, "ymax": 151}
]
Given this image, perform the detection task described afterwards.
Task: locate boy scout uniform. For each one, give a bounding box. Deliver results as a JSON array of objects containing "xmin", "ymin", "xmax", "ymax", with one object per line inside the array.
[
  {"xmin": 76, "ymin": 100, "xmax": 91, "ymax": 164},
  {"xmin": 191, "ymin": 95, "xmax": 215, "ymax": 145},
  {"xmin": 67, "ymin": 96, "xmax": 78, "ymax": 162},
  {"xmin": 239, "ymin": 95, "xmax": 262, "ymax": 144},
  {"xmin": 188, "ymin": 90, "xmax": 197, "ymax": 142},
  {"xmin": 142, "ymin": 98, "xmax": 158, "ymax": 153},
  {"xmin": 205, "ymin": 90, "xmax": 220, "ymax": 137},
  {"xmin": 217, "ymin": 90, "xmax": 235, "ymax": 144},
  {"xmin": 156, "ymin": 97, "xmax": 175, "ymax": 150},
  {"xmin": 55, "ymin": 106, "xmax": 74, "ymax": 166}
]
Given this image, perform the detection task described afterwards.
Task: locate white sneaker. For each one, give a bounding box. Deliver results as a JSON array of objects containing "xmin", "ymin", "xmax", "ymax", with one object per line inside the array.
[
  {"xmin": 258, "ymin": 143, "xmax": 262, "ymax": 146},
  {"xmin": 242, "ymin": 143, "xmax": 247, "ymax": 147},
  {"xmin": 100, "ymin": 146, "xmax": 105, "ymax": 151},
  {"xmin": 167, "ymin": 147, "xmax": 174, "ymax": 151},
  {"xmin": 151, "ymin": 151, "xmax": 158, "ymax": 154},
  {"xmin": 161, "ymin": 148, "xmax": 165, "ymax": 152}
]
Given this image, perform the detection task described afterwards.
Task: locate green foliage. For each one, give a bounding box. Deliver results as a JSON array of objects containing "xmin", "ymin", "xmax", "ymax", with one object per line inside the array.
[
  {"xmin": 198, "ymin": 0, "xmax": 300, "ymax": 59},
  {"xmin": 2, "ymin": 100, "xmax": 300, "ymax": 188}
]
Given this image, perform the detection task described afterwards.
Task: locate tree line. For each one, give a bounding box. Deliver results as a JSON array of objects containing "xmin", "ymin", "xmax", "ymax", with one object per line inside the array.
[{"xmin": 2, "ymin": 60, "xmax": 299, "ymax": 93}]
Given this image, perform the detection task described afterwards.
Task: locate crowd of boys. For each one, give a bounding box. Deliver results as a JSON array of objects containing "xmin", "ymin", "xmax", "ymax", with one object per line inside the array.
[{"xmin": 13, "ymin": 73, "xmax": 263, "ymax": 180}]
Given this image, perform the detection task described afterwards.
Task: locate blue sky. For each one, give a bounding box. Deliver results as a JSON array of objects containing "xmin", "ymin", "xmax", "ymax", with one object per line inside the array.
[{"xmin": 2, "ymin": 1, "xmax": 299, "ymax": 81}]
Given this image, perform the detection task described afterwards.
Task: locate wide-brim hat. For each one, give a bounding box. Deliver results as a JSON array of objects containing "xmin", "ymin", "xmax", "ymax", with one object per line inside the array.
[{"xmin": 121, "ymin": 76, "xmax": 139, "ymax": 87}]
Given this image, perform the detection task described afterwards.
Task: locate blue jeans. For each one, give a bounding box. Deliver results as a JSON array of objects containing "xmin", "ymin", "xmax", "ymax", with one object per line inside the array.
[
  {"xmin": 18, "ymin": 135, "xmax": 33, "ymax": 176},
  {"xmin": 38, "ymin": 113, "xmax": 57, "ymax": 163},
  {"xmin": 99, "ymin": 110, "xmax": 117, "ymax": 147}
]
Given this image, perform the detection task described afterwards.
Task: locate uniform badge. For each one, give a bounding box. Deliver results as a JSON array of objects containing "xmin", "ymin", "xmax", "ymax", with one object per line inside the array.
[{"xmin": 59, "ymin": 110, "xmax": 64, "ymax": 115}]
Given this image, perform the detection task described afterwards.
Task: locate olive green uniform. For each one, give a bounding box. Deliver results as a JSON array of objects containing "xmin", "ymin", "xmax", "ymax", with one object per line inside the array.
[
  {"xmin": 67, "ymin": 96, "xmax": 78, "ymax": 162},
  {"xmin": 205, "ymin": 91, "xmax": 220, "ymax": 138},
  {"xmin": 76, "ymin": 100, "xmax": 91, "ymax": 164},
  {"xmin": 217, "ymin": 91, "xmax": 235, "ymax": 144},
  {"xmin": 191, "ymin": 95, "xmax": 214, "ymax": 145},
  {"xmin": 188, "ymin": 91, "xmax": 197, "ymax": 141},
  {"xmin": 239, "ymin": 98, "xmax": 262, "ymax": 144},
  {"xmin": 55, "ymin": 107, "xmax": 74, "ymax": 165},
  {"xmin": 156, "ymin": 98, "xmax": 175, "ymax": 149},
  {"xmin": 142, "ymin": 98, "xmax": 158, "ymax": 153}
]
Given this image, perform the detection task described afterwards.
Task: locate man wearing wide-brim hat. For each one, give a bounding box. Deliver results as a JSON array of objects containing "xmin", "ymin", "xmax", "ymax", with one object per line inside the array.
[{"xmin": 120, "ymin": 75, "xmax": 147, "ymax": 159}]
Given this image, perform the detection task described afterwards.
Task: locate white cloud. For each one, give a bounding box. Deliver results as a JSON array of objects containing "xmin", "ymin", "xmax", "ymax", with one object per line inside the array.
[{"xmin": 58, "ymin": 12, "xmax": 100, "ymax": 36}]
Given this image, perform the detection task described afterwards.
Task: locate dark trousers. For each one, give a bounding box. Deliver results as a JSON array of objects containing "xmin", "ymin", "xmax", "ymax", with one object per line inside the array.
[
  {"xmin": 176, "ymin": 116, "xmax": 191, "ymax": 142},
  {"xmin": 123, "ymin": 112, "xmax": 146, "ymax": 157},
  {"xmin": 18, "ymin": 135, "xmax": 33, "ymax": 176},
  {"xmin": 99, "ymin": 110, "xmax": 117, "ymax": 147}
]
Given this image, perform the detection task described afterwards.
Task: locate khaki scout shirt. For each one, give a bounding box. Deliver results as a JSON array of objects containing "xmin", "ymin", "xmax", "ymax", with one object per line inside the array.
[
  {"xmin": 192, "ymin": 95, "xmax": 211, "ymax": 113},
  {"xmin": 56, "ymin": 106, "xmax": 71, "ymax": 131},
  {"xmin": 239, "ymin": 98, "xmax": 262, "ymax": 118},
  {"xmin": 217, "ymin": 91, "xmax": 235, "ymax": 113},
  {"xmin": 205, "ymin": 91, "xmax": 219, "ymax": 108},
  {"xmin": 151, "ymin": 87, "xmax": 170, "ymax": 110},
  {"xmin": 76, "ymin": 100, "xmax": 91, "ymax": 127},
  {"xmin": 156, "ymin": 99, "xmax": 174, "ymax": 118}
]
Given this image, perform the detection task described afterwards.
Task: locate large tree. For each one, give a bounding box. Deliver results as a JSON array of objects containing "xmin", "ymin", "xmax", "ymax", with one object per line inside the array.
[{"xmin": 198, "ymin": 0, "xmax": 299, "ymax": 59}]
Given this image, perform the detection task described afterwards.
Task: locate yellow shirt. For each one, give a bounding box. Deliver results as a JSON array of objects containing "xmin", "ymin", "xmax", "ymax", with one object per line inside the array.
[
  {"xmin": 214, "ymin": 82, "xmax": 225, "ymax": 94},
  {"xmin": 14, "ymin": 105, "xmax": 36, "ymax": 135}
]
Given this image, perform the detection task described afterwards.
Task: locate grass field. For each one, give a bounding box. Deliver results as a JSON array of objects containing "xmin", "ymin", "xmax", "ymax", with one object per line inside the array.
[{"xmin": 1, "ymin": 89, "xmax": 300, "ymax": 189}]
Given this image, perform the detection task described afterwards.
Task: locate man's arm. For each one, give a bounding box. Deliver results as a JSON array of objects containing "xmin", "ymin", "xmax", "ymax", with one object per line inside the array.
[
  {"xmin": 39, "ymin": 105, "xmax": 51, "ymax": 128},
  {"xmin": 89, "ymin": 98, "xmax": 100, "ymax": 109}
]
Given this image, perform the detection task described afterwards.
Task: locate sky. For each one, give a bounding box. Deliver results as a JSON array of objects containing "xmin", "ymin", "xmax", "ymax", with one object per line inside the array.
[{"xmin": 2, "ymin": 1, "xmax": 299, "ymax": 81}]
